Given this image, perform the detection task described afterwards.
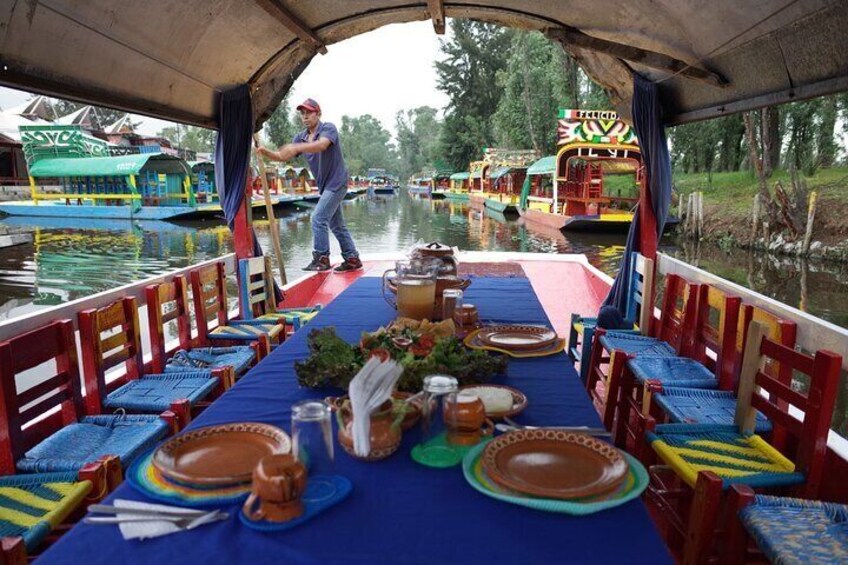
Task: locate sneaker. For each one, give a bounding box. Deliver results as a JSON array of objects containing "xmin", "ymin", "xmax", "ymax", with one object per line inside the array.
[
  {"xmin": 333, "ymin": 257, "xmax": 363, "ymax": 273},
  {"xmin": 302, "ymin": 253, "xmax": 331, "ymax": 272}
]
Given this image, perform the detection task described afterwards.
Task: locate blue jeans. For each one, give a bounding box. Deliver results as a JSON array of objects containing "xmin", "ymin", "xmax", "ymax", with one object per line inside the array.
[{"xmin": 312, "ymin": 188, "xmax": 359, "ymax": 259}]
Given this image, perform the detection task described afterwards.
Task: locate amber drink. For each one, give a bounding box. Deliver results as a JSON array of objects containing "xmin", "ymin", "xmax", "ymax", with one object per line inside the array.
[{"xmin": 397, "ymin": 278, "xmax": 436, "ymax": 320}]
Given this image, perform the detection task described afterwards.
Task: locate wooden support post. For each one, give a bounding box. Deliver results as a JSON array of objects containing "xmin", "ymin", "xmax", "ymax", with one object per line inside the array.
[
  {"xmin": 697, "ymin": 192, "xmax": 704, "ymax": 239},
  {"xmin": 253, "ymin": 135, "xmax": 287, "ymax": 286},
  {"xmin": 734, "ymin": 321, "xmax": 767, "ymax": 434},
  {"xmin": 426, "ymin": 0, "xmax": 446, "ymax": 34},
  {"xmin": 233, "ymin": 193, "xmax": 254, "ymax": 260},
  {"xmin": 803, "ymin": 191, "xmax": 818, "ymax": 254}
]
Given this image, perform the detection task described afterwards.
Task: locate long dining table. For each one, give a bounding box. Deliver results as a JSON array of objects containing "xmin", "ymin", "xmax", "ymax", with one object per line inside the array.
[{"xmin": 39, "ymin": 273, "xmax": 672, "ymax": 564}]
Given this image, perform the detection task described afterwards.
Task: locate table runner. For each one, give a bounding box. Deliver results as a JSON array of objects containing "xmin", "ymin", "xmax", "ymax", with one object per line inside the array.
[{"xmin": 39, "ymin": 276, "xmax": 671, "ymax": 564}]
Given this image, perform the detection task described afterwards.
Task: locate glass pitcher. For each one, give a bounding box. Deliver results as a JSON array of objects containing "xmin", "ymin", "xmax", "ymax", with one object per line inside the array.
[{"xmin": 382, "ymin": 259, "xmax": 439, "ymax": 320}]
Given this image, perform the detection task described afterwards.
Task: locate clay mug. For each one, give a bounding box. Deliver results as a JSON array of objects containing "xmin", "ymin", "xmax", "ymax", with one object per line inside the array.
[
  {"xmin": 443, "ymin": 392, "xmax": 494, "ymax": 446},
  {"xmin": 242, "ymin": 454, "xmax": 308, "ymax": 522}
]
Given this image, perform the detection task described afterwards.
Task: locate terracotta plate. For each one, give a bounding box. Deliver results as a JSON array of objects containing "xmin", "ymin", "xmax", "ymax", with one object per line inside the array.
[
  {"xmin": 152, "ymin": 423, "xmax": 291, "ymax": 487},
  {"xmin": 481, "ymin": 429, "xmax": 628, "ymax": 500},
  {"xmin": 478, "ymin": 325, "xmax": 557, "ymax": 351},
  {"xmin": 458, "ymin": 384, "xmax": 528, "ymax": 419}
]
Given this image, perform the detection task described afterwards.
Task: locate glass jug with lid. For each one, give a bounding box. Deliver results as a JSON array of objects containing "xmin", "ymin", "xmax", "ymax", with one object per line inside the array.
[{"xmin": 382, "ymin": 259, "xmax": 439, "ymax": 320}]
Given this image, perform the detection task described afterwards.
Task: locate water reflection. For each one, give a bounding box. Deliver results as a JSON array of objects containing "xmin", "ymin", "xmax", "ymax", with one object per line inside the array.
[{"xmin": 1, "ymin": 192, "xmax": 846, "ymax": 332}]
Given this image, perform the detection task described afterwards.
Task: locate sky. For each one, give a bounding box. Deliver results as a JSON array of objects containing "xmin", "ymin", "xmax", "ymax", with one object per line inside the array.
[{"xmin": 0, "ymin": 21, "xmax": 449, "ymax": 141}]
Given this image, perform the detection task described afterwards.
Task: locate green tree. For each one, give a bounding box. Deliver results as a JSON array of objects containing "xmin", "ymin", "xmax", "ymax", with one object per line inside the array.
[
  {"xmin": 396, "ymin": 106, "xmax": 442, "ymax": 179},
  {"xmin": 157, "ymin": 125, "xmax": 215, "ymax": 153},
  {"xmin": 492, "ymin": 31, "xmax": 596, "ymax": 154},
  {"xmin": 339, "ymin": 114, "xmax": 398, "ymax": 176},
  {"xmin": 435, "ymin": 20, "xmax": 513, "ymax": 170},
  {"xmin": 265, "ymin": 95, "xmax": 299, "ymax": 147}
]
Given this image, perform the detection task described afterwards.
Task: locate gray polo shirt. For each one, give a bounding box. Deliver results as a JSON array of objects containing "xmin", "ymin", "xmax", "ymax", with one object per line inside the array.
[{"xmin": 293, "ymin": 122, "xmax": 348, "ymax": 193}]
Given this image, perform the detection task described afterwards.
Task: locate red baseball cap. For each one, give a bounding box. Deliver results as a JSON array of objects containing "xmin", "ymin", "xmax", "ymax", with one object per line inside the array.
[{"xmin": 296, "ymin": 98, "xmax": 321, "ymax": 113}]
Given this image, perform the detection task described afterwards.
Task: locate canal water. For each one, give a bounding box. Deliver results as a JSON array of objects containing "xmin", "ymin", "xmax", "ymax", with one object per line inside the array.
[
  {"xmin": 2, "ymin": 190, "xmax": 848, "ymax": 436},
  {"xmin": 0, "ymin": 192, "xmax": 846, "ymax": 330}
]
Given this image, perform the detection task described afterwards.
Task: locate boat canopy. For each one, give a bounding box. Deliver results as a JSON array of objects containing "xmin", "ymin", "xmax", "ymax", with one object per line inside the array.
[
  {"xmin": 450, "ymin": 172, "xmax": 470, "ymax": 181},
  {"xmin": 28, "ymin": 153, "xmax": 191, "ymax": 178},
  {"xmin": 527, "ymin": 156, "xmax": 556, "ymax": 176},
  {"xmin": 470, "ymin": 168, "xmax": 485, "ymax": 179},
  {"xmin": 433, "ymin": 171, "xmax": 453, "ymax": 180},
  {"xmin": 489, "ymin": 166, "xmax": 512, "ymax": 180},
  {"xmin": 3, "ymin": 2, "xmax": 845, "ymax": 129},
  {"xmin": 188, "ymin": 160, "xmax": 214, "ymax": 172}
]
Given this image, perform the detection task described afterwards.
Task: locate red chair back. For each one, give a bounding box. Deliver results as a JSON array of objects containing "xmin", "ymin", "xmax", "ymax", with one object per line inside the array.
[
  {"xmin": 736, "ymin": 321, "xmax": 842, "ymax": 498},
  {"xmin": 190, "ymin": 262, "xmax": 229, "ymax": 345},
  {"xmin": 688, "ymin": 285, "xmax": 741, "ymax": 389},
  {"xmin": 0, "ymin": 320, "xmax": 85, "ymax": 474},
  {"xmin": 652, "ymin": 274, "xmax": 699, "ymax": 354},
  {"xmin": 78, "ymin": 297, "xmax": 145, "ymax": 414},
  {"xmin": 146, "ymin": 275, "xmax": 192, "ymax": 373}
]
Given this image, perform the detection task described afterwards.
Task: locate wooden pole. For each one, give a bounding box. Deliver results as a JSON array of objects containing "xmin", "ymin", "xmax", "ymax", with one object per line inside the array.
[
  {"xmin": 750, "ymin": 194, "xmax": 760, "ymax": 246},
  {"xmin": 697, "ymin": 192, "xmax": 704, "ymax": 239},
  {"xmin": 253, "ymin": 134, "xmax": 287, "ymax": 286},
  {"xmin": 803, "ymin": 191, "xmax": 818, "ymax": 254}
]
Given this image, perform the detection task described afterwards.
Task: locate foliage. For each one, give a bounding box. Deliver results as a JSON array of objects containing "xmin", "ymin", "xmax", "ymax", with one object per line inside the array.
[
  {"xmin": 294, "ymin": 327, "xmax": 507, "ymax": 392},
  {"xmin": 339, "ymin": 114, "xmax": 399, "ymax": 176},
  {"xmin": 265, "ymin": 94, "xmax": 299, "ymax": 147},
  {"xmin": 395, "ymin": 106, "xmax": 442, "ymax": 179},
  {"xmin": 435, "ymin": 20, "xmax": 514, "ymax": 170},
  {"xmin": 157, "ymin": 124, "xmax": 215, "ymax": 153},
  {"xmin": 492, "ymin": 31, "xmax": 605, "ymax": 154}
]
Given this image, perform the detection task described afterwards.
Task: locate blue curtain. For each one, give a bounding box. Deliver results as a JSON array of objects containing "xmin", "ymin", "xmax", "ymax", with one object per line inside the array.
[
  {"xmin": 603, "ymin": 73, "xmax": 673, "ymax": 312},
  {"xmin": 214, "ymin": 85, "xmax": 282, "ymax": 302}
]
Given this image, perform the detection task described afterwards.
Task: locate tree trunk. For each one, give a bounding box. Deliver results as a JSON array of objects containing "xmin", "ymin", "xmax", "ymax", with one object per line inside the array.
[
  {"xmin": 765, "ymin": 106, "xmax": 781, "ymax": 170},
  {"xmin": 760, "ymin": 107, "xmax": 774, "ymax": 178},
  {"xmin": 520, "ymin": 36, "xmax": 540, "ymax": 153},
  {"xmin": 743, "ymin": 111, "xmax": 775, "ymax": 217},
  {"xmin": 816, "ymin": 97, "xmax": 837, "ymax": 168}
]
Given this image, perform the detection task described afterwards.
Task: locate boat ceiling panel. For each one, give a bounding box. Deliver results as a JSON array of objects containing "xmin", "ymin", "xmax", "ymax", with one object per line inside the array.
[{"xmin": 1, "ymin": 1, "xmax": 845, "ymax": 128}]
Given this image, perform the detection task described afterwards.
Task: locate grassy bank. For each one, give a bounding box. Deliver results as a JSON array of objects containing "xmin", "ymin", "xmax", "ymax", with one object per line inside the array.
[{"xmin": 672, "ymin": 167, "xmax": 848, "ymax": 247}]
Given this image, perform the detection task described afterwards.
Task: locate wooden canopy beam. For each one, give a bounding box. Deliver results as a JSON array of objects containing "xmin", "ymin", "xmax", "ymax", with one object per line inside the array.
[
  {"xmin": 546, "ymin": 27, "xmax": 727, "ymax": 88},
  {"xmin": 254, "ymin": 0, "xmax": 328, "ymax": 55},
  {"xmin": 427, "ymin": 0, "xmax": 446, "ymax": 34}
]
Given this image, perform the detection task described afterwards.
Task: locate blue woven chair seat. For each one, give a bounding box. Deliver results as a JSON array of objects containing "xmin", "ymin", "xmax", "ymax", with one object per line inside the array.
[
  {"xmin": 740, "ymin": 495, "xmax": 848, "ymax": 565},
  {"xmin": 627, "ymin": 356, "xmax": 718, "ymax": 389},
  {"xmin": 165, "ymin": 346, "xmax": 254, "ymax": 376},
  {"xmin": 599, "ymin": 332, "xmax": 676, "ymax": 357},
  {"xmin": 0, "ymin": 471, "xmax": 92, "ymax": 552},
  {"xmin": 648, "ymin": 423, "xmax": 803, "ymax": 490},
  {"xmin": 104, "ymin": 371, "xmax": 218, "ymax": 412},
  {"xmin": 654, "ymin": 387, "xmax": 772, "ymax": 433},
  {"xmin": 17, "ymin": 415, "xmax": 168, "ymax": 473}
]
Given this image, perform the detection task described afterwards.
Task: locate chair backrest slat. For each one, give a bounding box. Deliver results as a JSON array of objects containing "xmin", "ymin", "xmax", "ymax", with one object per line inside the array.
[
  {"xmin": 735, "ymin": 320, "xmax": 842, "ymax": 498},
  {"xmin": 625, "ymin": 253, "xmax": 654, "ymax": 331},
  {"xmin": 79, "ymin": 297, "xmax": 145, "ymax": 415},
  {"xmin": 146, "ymin": 275, "xmax": 192, "ymax": 373},
  {"xmin": 653, "ymin": 274, "xmax": 698, "ymax": 354},
  {"xmin": 191, "ymin": 262, "xmax": 229, "ymax": 344},
  {"xmin": 0, "ymin": 320, "xmax": 84, "ymax": 474},
  {"xmin": 239, "ymin": 256, "xmax": 275, "ymax": 320},
  {"xmin": 689, "ymin": 285, "xmax": 741, "ymax": 389}
]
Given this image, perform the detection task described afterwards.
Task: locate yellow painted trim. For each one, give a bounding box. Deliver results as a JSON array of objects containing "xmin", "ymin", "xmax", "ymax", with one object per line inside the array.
[{"xmin": 33, "ymin": 194, "xmax": 143, "ymax": 200}]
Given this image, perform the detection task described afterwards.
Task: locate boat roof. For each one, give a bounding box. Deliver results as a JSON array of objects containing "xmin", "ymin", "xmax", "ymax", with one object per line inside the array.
[
  {"xmin": 450, "ymin": 172, "xmax": 470, "ymax": 180},
  {"xmin": 527, "ymin": 156, "xmax": 556, "ymax": 176},
  {"xmin": 3, "ymin": 2, "xmax": 845, "ymax": 128},
  {"xmin": 29, "ymin": 153, "xmax": 191, "ymax": 178},
  {"xmin": 489, "ymin": 166, "xmax": 514, "ymax": 179}
]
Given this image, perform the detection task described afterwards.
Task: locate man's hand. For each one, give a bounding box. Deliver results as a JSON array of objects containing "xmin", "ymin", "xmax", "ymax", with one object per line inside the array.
[{"xmin": 256, "ymin": 144, "xmax": 300, "ymax": 162}]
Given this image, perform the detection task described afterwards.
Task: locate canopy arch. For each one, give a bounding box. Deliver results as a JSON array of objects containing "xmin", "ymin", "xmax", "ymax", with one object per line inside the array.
[{"xmin": 2, "ymin": 1, "xmax": 846, "ymax": 129}]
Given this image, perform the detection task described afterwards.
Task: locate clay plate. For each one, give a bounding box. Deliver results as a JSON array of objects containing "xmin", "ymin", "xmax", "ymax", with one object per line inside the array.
[
  {"xmin": 481, "ymin": 429, "xmax": 628, "ymax": 500},
  {"xmin": 153, "ymin": 423, "xmax": 291, "ymax": 487},
  {"xmin": 477, "ymin": 325, "xmax": 557, "ymax": 351},
  {"xmin": 458, "ymin": 384, "xmax": 528, "ymax": 419},
  {"xmin": 465, "ymin": 331, "xmax": 565, "ymax": 358}
]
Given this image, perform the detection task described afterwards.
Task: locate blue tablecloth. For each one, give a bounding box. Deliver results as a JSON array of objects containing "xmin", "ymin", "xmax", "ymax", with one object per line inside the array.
[{"xmin": 39, "ymin": 276, "xmax": 671, "ymax": 564}]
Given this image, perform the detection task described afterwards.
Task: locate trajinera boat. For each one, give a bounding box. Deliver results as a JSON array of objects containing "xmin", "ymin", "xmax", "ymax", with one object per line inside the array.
[{"xmin": 0, "ymin": 3, "xmax": 847, "ymax": 565}]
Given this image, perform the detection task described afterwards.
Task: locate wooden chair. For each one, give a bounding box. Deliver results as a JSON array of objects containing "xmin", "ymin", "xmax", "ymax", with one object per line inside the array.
[
  {"xmin": 644, "ymin": 320, "xmax": 842, "ymax": 564},
  {"xmin": 0, "ymin": 319, "xmax": 168, "ymax": 475},
  {"xmin": 587, "ymin": 274, "xmax": 700, "ymax": 429},
  {"xmin": 146, "ymin": 274, "xmax": 257, "ymax": 377},
  {"xmin": 238, "ymin": 256, "xmax": 322, "ymax": 332},
  {"xmin": 614, "ymin": 285, "xmax": 742, "ymax": 453},
  {"xmin": 79, "ymin": 297, "xmax": 229, "ymax": 430},
  {"xmin": 190, "ymin": 262, "xmax": 283, "ymax": 355},
  {"xmin": 568, "ymin": 252, "xmax": 654, "ymax": 384},
  {"xmin": 650, "ymin": 305, "xmax": 798, "ymax": 442}
]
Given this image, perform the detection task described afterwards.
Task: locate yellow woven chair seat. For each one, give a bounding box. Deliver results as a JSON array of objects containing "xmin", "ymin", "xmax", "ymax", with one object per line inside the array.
[
  {"xmin": 209, "ymin": 322, "xmax": 282, "ymax": 341},
  {"xmin": 647, "ymin": 424, "xmax": 803, "ymax": 490}
]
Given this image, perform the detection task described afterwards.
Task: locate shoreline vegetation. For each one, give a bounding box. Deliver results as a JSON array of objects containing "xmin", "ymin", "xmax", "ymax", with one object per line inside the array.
[{"xmin": 674, "ymin": 167, "xmax": 848, "ymax": 263}]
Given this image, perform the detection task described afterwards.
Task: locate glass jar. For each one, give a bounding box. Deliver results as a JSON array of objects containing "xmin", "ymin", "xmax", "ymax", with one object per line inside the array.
[
  {"xmin": 412, "ymin": 374, "xmax": 462, "ymax": 468},
  {"xmin": 441, "ymin": 289, "xmax": 463, "ymax": 322},
  {"xmin": 291, "ymin": 400, "xmax": 335, "ymax": 477}
]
